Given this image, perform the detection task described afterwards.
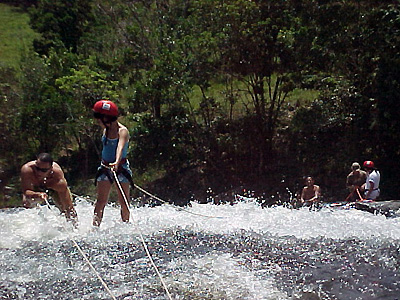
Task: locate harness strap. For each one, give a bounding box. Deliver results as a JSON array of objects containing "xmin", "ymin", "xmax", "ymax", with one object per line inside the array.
[
  {"xmin": 119, "ymin": 168, "xmax": 135, "ymax": 187},
  {"xmin": 94, "ymin": 167, "xmax": 114, "ymax": 186},
  {"xmin": 94, "ymin": 163, "xmax": 134, "ymax": 188},
  {"xmin": 101, "ymin": 158, "xmax": 127, "ymax": 166}
]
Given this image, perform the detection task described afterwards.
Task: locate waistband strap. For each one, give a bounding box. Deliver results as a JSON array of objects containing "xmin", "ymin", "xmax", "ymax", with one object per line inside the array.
[
  {"xmin": 95, "ymin": 159, "xmax": 134, "ymax": 187},
  {"xmin": 101, "ymin": 158, "xmax": 127, "ymax": 165}
]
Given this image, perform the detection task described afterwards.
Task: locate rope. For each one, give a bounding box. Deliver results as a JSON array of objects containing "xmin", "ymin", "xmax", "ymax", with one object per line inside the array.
[
  {"xmin": 329, "ymin": 188, "xmax": 366, "ymax": 210},
  {"xmin": 356, "ymin": 188, "xmax": 365, "ymax": 201},
  {"xmin": 111, "ymin": 170, "xmax": 173, "ymax": 300},
  {"xmin": 43, "ymin": 197, "xmax": 117, "ymax": 300},
  {"xmin": 133, "ymin": 184, "xmax": 226, "ymax": 219},
  {"xmin": 72, "ymin": 186, "xmax": 227, "ymax": 219},
  {"xmin": 72, "ymin": 162, "xmax": 225, "ymax": 220},
  {"xmin": 73, "ymin": 188, "xmax": 225, "ymax": 219},
  {"xmin": 72, "ymin": 193, "xmax": 96, "ymax": 203}
]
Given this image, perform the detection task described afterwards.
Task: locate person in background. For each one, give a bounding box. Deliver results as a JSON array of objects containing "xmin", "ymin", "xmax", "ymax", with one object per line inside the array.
[
  {"xmin": 362, "ymin": 160, "xmax": 380, "ymax": 200},
  {"xmin": 300, "ymin": 176, "xmax": 321, "ymax": 206},
  {"xmin": 346, "ymin": 162, "xmax": 367, "ymax": 201},
  {"xmin": 21, "ymin": 153, "xmax": 78, "ymax": 225},
  {"xmin": 92, "ymin": 100, "xmax": 134, "ymax": 227}
]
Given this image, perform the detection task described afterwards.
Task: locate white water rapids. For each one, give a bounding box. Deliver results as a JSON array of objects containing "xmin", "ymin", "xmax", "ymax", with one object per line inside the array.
[{"xmin": 1, "ymin": 197, "xmax": 399, "ymax": 299}]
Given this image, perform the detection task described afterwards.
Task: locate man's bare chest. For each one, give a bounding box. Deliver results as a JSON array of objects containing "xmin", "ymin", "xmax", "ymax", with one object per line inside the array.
[{"xmin": 31, "ymin": 174, "xmax": 56, "ymax": 188}]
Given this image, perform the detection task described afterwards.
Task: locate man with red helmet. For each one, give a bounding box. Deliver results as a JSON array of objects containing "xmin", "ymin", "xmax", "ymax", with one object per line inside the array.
[
  {"xmin": 362, "ymin": 160, "xmax": 380, "ymax": 200},
  {"xmin": 92, "ymin": 100, "xmax": 133, "ymax": 226}
]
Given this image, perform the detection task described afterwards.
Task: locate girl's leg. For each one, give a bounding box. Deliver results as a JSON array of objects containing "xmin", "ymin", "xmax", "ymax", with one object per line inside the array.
[
  {"xmin": 117, "ymin": 182, "xmax": 130, "ymax": 223},
  {"xmin": 93, "ymin": 180, "xmax": 112, "ymax": 226}
]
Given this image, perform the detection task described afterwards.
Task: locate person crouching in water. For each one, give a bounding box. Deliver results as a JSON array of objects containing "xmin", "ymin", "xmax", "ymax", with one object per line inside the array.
[
  {"xmin": 21, "ymin": 153, "xmax": 78, "ymax": 226},
  {"xmin": 92, "ymin": 100, "xmax": 134, "ymax": 227},
  {"xmin": 362, "ymin": 160, "xmax": 380, "ymax": 200},
  {"xmin": 300, "ymin": 176, "xmax": 321, "ymax": 207}
]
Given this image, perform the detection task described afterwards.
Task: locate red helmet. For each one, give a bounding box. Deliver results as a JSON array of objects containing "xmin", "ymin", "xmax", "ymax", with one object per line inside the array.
[
  {"xmin": 93, "ymin": 100, "xmax": 118, "ymax": 117},
  {"xmin": 363, "ymin": 161, "xmax": 375, "ymax": 168}
]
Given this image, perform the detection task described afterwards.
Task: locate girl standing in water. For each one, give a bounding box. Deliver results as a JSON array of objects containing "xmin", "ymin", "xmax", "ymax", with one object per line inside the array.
[{"xmin": 92, "ymin": 100, "xmax": 133, "ymax": 226}]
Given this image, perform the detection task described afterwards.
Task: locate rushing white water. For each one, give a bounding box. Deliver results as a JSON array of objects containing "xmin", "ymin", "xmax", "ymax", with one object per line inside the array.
[{"xmin": 1, "ymin": 197, "xmax": 399, "ymax": 299}]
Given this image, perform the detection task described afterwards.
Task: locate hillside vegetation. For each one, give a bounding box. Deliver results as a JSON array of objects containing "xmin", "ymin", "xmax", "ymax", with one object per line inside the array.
[
  {"xmin": 1, "ymin": 0, "xmax": 400, "ymax": 207},
  {"xmin": 0, "ymin": 4, "xmax": 38, "ymax": 68}
]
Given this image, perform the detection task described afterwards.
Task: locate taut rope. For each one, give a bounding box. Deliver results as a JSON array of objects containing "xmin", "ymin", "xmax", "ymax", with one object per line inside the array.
[
  {"xmin": 111, "ymin": 170, "xmax": 173, "ymax": 300},
  {"xmin": 43, "ymin": 197, "xmax": 117, "ymax": 300}
]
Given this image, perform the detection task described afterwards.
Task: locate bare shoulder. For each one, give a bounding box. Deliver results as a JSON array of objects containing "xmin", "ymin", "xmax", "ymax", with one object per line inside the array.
[
  {"xmin": 21, "ymin": 161, "xmax": 34, "ymax": 174},
  {"xmin": 119, "ymin": 123, "xmax": 128, "ymax": 131},
  {"xmin": 118, "ymin": 123, "xmax": 130, "ymax": 138},
  {"xmin": 52, "ymin": 163, "xmax": 66, "ymax": 179}
]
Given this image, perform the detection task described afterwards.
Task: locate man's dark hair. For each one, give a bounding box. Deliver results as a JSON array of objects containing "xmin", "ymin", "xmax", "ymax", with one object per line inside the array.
[{"xmin": 37, "ymin": 153, "xmax": 53, "ymax": 165}]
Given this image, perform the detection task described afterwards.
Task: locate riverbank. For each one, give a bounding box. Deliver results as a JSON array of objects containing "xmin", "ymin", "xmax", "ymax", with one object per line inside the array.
[{"xmin": 0, "ymin": 158, "xmax": 353, "ymax": 209}]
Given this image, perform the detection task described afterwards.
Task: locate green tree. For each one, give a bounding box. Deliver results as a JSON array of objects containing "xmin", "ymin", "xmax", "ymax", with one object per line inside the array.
[
  {"xmin": 55, "ymin": 55, "xmax": 121, "ymax": 177},
  {"xmin": 85, "ymin": 0, "xmax": 198, "ymax": 171},
  {"xmin": 18, "ymin": 53, "xmax": 67, "ymax": 154},
  {"xmin": 284, "ymin": 1, "xmax": 400, "ymax": 198},
  {"xmin": 373, "ymin": 4, "xmax": 400, "ymax": 197},
  {"xmin": 187, "ymin": 0, "xmax": 301, "ymax": 173},
  {"xmin": 29, "ymin": 0, "xmax": 94, "ymax": 54}
]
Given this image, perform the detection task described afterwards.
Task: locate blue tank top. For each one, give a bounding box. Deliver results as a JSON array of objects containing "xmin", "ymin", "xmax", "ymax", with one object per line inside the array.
[{"xmin": 101, "ymin": 135, "xmax": 129, "ymax": 163}]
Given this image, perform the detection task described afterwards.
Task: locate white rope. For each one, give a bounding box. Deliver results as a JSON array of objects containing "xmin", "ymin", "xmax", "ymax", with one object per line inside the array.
[
  {"xmin": 71, "ymin": 172, "xmax": 225, "ymax": 219},
  {"xmin": 72, "ymin": 193, "xmax": 96, "ymax": 203},
  {"xmin": 43, "ymin": 198, "xmax": 117, "ymax": 300},
  {"xmin": 133, "ymin": 184, "xmax": 226, "ymax": 219},
  {"xmin": 111, "ymin": 170, "xmax": 173, "ymax": 300}
]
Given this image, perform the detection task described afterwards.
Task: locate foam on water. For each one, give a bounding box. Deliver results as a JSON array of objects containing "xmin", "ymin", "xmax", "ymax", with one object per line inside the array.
[
  {"xmin": 131, "ymin": 201, "xmax": 400, "ymax": 240},
  {"xmin": 2, "ymin": 199, "xmax": 400, "ymax": 247},
  {"xmin": 1, "ymin": 197, "xmax": 400, "ymax": 299},
  {"xmin": 168, "ymin": 252, "xmax": 287, "ymax": 299}
]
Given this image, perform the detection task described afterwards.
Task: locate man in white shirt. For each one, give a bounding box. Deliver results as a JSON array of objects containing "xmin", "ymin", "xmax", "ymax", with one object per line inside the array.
[{"xmin": 362, "ymin": 160, "xmax": 380, "ymax": 200}]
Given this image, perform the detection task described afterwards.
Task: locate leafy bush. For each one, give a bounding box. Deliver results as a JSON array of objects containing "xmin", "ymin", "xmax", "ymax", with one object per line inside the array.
[{"xmin": 130, "ymin": 106, "xmax": 197, "ymax": 172}]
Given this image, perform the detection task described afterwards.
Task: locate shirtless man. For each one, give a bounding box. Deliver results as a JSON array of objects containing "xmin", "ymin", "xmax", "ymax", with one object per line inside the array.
[
  {"xmin": 300, "ymin": 176, "xmax": 321, "ymax": 206},
  {"xmin": 21, "ymin": 153, "xmax": 77, "ymax": 224},
  {"xmin": 346, "ymin": 162, "xmax": 367, "ymax": 201}
]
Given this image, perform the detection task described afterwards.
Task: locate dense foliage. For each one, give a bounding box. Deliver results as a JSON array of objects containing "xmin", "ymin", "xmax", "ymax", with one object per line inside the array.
[{"xmin": 1, "ymin": 0, "xmax": 399, "ymax": 203}]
